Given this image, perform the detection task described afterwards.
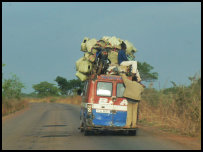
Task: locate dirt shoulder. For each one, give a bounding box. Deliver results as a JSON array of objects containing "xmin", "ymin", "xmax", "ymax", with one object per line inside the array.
[
  {"xmin": 138, "ymin": 124, "xmax": 201, "ymax": 150},
  {"xmin": 2, "ymin": 104, "xmax": 30, "ymax": 123}
]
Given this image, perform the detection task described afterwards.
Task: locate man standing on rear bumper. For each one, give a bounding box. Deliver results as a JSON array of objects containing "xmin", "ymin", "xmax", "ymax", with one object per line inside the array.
[{"xmin": 121, "ymin": 73, "xmax": 144, "ymax": 128}]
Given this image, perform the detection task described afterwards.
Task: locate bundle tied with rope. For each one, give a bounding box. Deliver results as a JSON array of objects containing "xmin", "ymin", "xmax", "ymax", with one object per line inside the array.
[{"xmin": 76, "ymin": 36, "xmax": 137, "ymax": 81}]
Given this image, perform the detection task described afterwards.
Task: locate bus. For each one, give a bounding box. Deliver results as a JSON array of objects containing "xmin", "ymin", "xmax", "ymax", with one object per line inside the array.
[{"xmin": 79, "ymin": 74, "xmax": 138, "ymax": 136}]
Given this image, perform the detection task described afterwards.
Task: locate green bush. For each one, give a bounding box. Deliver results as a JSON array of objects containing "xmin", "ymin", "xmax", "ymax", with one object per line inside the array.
[
  {"xmin": 2, "ymin": 64, "xmax": 28, "ymax": 116},
  {"xmin": 2, "ymin": 74, "xmax": 25, "ymax": 99}
]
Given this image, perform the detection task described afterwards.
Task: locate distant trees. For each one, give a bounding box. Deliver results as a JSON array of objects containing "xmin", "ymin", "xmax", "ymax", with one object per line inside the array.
[
  {"xmin": 2, "ymin": 60, "xmax": 158, "ymax": 99},
  {"xmin": 55, "ymin": 76, "xmax": 84, "ymax": 96},
  {"xmin": 30, "ymin": 76, "xmax": 84, "ymax": 97},
  {"xmin": 55, "ymin": 76, "xmax": 69, "ymax": 95},
  {"xmin": 137, "ymin": 61, "xmax": 158, "ymax": 82},
  {"xmin": 32, "ymin": 81, "xmax": 59, "ymax": 97}
]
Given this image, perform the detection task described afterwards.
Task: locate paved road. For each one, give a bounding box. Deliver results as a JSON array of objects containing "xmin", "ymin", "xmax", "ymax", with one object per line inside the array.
[{"xmin": 2, "ymin": 102, "xmax": 194, "ymax": 150}]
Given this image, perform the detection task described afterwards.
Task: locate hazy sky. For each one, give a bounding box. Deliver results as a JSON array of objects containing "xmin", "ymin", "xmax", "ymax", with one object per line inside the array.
[{"xmin": 2, "ymin": 2, "xmax": 201, "ymax": 93}]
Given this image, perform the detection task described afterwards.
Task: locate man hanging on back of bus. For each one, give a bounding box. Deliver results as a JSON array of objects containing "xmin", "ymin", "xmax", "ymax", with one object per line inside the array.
[
  {"xmin": 118, "ymin": 41, "xmax": 142, "ymax": 83},
  {"xmin": 120, "ymin": 73, "xmax": 144, "ymax": 128}
]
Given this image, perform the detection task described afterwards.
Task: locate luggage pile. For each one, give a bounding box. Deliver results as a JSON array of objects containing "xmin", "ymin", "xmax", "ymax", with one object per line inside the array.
[{"xmin": 75, "ymin": 36, "xmax": 137, "ymax": 81}]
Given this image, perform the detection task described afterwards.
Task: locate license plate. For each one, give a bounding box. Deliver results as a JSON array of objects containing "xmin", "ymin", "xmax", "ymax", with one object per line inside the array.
[{"xmin": 96, "ymin": 109, "xmax": 110, "ymax": 113}]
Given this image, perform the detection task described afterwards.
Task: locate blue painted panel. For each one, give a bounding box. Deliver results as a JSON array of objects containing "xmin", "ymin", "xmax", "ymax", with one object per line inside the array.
[
  {"xmin": 92, "ymin": 109, "xmax": 113, "ymax": 126},
  {"xmin": 83, "ymin": 108, "xmax": 87, "ymax": 118},
  {"xmin": 113, "ymin": 111, "xmax": 127, "ymax": 127}
]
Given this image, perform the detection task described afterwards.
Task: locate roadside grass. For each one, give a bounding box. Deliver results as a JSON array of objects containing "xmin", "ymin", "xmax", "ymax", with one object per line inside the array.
[
  {"xmin": 139, "ymin": 78, "xmax": 201, "ymax": 137},
  {"xmin": 26, "ymin": 95, "xmax": 82, "ymax": 105},
  {"xmin": 2, "ymin": 98, "xmax": 29, "ymax": 117},
  {"xmin": 2, "ymin": 95, "xmax": 82, "ymax": 117}
]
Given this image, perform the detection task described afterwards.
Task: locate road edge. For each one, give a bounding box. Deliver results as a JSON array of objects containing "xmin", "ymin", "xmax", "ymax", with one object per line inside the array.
[
  {"xmin": 137, "ymin": 124, "xmax": 201, "ymax": 150},
  {"xmin": 2, "ymin": 104, "xmax": 30, "ymax": 123}
]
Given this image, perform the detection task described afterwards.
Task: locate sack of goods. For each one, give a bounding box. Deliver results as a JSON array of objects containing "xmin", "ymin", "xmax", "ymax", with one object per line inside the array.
[
  {"xmin": 75, "ymin": 56, "xmax": 92, "ymax": 81},
  {"xmin": 107, "ymin": 36, "xmax": 122, "ymax": 50},
  {"xmin": 102, "ymin": 36, "xmax": 111, "ymax": 41},
  {"xmin": 76, "ymin": 57, "xmax": 85, "ymax": 71},
  {"xmin": 124, "ymin": 40, "xmax": 137, "ymax": 56},
  {"xmin": 76, "ymin": 56, "xmax": 92, "ymax": 73},
  {"xmin": 86, "ymin": 38, "xmax": 97, "ymax": 52},
  {"xmin": 107, "ymin": 65, "xmax": 119, "ymax": 75},
  {"xmin": 84, "ymin": 52, "xmax": 96, "ymax": 63},
  {"xmin": 78, "ymin": 59, "xmax": 92, "ymax": 74},
  {"xmin": 75, "ymin": 71, "xmax": 88, "ymax": 82},
  {"xmin": 81, "ymin": 37, "xmax": 89, "ymax": 52},
  {"xmin": 76, "ymin": 36, "xmax": 138, "ymax": 81},
  {"xmin": 93, "ymin": 40, "xmax": 107, "ymax": 48},
  {"xmin": 108, "ymin": 51, "xmax": 118, "ymax": 64},
  {"xmin": 118, "ymin": 65, "xmax": 128, "ymax": 73}
]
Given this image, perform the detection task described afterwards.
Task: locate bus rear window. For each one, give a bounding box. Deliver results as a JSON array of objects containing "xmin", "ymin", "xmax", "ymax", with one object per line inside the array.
[
  {"xmin": 117, "ymin": 83, "xmax": 125, "ymax": 98},
  {"xmin": 97, "ymin": 82, "xmax": 112, "ymax": 97}
]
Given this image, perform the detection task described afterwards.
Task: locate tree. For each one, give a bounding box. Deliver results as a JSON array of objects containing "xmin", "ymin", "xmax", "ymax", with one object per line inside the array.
[
  {"xmin": 32, "ymin": 81, "xmax": 59, "ymax": 97},
  {"xmin": 137, "ymin": 61, "xmax": 158, "ymax": 82},
  {"xmin": 2, "ymin": 74, "xmax": 25, "ymax": 99},
  {"xmin": 55, "ymin": 76, "xmax": 69, "ymax": 95},
  {"xmin": 55, "ymin": 76, "xmax": 85, "ymax": 96},
  {"xmin": 67, "ymin": 79, "xmax": 85, "ymax": 95}
]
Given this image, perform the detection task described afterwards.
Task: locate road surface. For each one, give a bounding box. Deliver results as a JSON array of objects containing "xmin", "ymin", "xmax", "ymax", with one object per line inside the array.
[{"xmin": 2, "ymin": 103, "xmax": 199, "ymax": 150}]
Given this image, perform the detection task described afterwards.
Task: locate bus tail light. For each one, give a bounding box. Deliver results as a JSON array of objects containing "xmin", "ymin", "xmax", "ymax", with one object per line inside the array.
[
  {"xmin": 112, "ymin": 96, "xmax": 116, "ymax": 102},
  {"xmin": 87, "ymin": 104, "xmax": 92, "ymax": 113}
]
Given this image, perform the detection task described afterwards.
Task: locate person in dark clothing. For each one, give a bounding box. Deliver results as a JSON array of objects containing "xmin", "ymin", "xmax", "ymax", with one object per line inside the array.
[
  {"xmin": 118, "ymin": 42, "xmax": 129, "ymax": 65},
  {"xmin": 118, "ymin": 41, "xmax": 142, "ymax": 82}
]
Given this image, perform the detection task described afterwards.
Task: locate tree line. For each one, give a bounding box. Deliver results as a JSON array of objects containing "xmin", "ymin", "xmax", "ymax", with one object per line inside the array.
[
  {"xmin": 31, "ymin": 77, "xmax": 85, "ymax": 97},
  {"xmin": 2, "ymin": 61, "xmax": 158, "ymax": 98},
  {"xmin": 27, "ymin": 61, "xmax": 158, "ymax": 97}
]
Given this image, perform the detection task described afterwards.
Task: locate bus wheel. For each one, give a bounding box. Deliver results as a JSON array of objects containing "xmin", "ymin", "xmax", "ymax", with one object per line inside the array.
[
  {"xmin": 128, "ymin": 130, "xmax": 136, "ymax": 136},
  {"xmin": 84, "ymin": 130, "xmax": 91, "ymax": 136},
  {"xmin": 80, "ymin": 123, "xmax": 84, "ymax": 132},
  {"xmin": 79, "ymin": 118, "xmax": 85, "ymax": 132}
]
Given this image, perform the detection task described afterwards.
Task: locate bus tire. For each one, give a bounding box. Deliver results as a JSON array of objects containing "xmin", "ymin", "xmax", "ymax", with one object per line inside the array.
[
  {"xmin": 128, "ymin": 130, "xmax": 136, "ymax": 136},
  {"xmin": 84, "ymin": 130, "xmax": 91, "ymax": 136}
]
